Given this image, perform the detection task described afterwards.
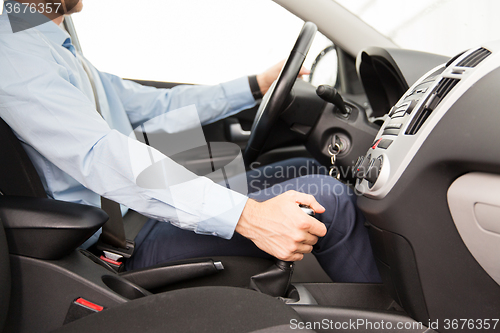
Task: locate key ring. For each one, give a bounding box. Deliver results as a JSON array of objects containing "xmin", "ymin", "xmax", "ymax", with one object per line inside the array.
[
  {"xmin": 328, "ymin": 143, "xmax": 341, "ymax": 156},
  {"xmin": 329, "ymin": 166, "xmax": 340, "ymax": 179},
  {"xmin": 328, "ymin": 137, "xmax": 342, "ymax": 180}
]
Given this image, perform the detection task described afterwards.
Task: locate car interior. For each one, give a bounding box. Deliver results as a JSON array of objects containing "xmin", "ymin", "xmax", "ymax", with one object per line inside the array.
[{"xmin": 1, "ymin": 0, "xmax": 500, "ymax": 332}]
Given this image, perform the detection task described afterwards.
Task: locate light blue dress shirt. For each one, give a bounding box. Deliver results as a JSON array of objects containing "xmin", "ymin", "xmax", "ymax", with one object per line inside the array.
[{"xmin": 0, "ymin": 10, "xmax": 256, "ymax": 242}]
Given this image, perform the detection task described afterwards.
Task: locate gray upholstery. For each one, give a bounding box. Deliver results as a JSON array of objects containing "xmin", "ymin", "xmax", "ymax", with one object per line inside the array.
[
  {"xmin": 1, "ymin": 215, "xmax": 304, "ymax": 333},
  {"xmin": 53, "ymin": 287, "xmax": 303, "ymax": 333}
]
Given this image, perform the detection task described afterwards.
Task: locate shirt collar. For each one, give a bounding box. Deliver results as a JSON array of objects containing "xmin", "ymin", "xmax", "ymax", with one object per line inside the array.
[{"xmin": 35, "ymin": 19, "xmax": 71, "ymax": 47}]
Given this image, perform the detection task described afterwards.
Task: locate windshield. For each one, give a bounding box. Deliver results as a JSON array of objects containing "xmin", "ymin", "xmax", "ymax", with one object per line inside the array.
[{"xmin": 335, "ymin": 0, "xmax": 500, "ymax": 57}]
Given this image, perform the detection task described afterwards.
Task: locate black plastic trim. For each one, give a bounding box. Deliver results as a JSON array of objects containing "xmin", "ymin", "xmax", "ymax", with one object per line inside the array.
[
  {"xmin": 120, "ymin": 258, "xmax": 221, "ymax": 291},
  {"xmin": 1, "ymin": 196, "xmax": 107, "ymax": 259}
]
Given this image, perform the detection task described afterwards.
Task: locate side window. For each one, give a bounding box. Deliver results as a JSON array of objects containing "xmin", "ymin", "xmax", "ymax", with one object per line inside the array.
[{"xmin": 71, "ymin": 0, "xmax": 332, "ymax": 85}]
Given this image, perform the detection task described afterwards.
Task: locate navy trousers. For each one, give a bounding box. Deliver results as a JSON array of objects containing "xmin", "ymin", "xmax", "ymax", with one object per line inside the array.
[{"xmin": 126, "ymin": 158, "xmax": 381, "ymax": 283}]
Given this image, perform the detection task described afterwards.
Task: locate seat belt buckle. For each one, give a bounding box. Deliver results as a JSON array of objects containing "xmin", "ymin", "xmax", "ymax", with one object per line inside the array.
[
  {"xmin": 96, "ymin": 238, "xmax": 135, "ymax": 272},
  {"xmin": 99, "ymin": 253, "xmax": 124, "ymax": 272},
  {"xmin": 96, "ymin": 238, "xmax": 135, "ymax": 259}
]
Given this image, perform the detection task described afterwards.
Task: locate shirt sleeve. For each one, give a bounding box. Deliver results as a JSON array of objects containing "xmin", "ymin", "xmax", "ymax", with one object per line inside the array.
[
  {"xmin": 0, "ymin": 31, "xmax": 248, "ymax": 239},
  {"xmin": 101, "ymin": 72, "xmax": 257, "ymax": 131}
]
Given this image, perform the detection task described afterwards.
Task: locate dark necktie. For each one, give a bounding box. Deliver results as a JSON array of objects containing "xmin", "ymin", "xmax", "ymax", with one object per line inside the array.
[{"xmin": 62, "ymin": 37, "xmax": 77, "ymax": 57}]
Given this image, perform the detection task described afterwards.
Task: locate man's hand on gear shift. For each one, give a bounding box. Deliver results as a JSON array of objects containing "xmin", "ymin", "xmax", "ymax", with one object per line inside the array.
[{"xmin": 235, "ymin": 191, "xmax": 326, "ymax": 261}]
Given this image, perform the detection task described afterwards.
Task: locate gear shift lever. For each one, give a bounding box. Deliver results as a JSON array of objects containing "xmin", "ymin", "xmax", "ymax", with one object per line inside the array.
[{"xmin": 249, "ymin": 205, "xmax": 315, "ymax": 298}]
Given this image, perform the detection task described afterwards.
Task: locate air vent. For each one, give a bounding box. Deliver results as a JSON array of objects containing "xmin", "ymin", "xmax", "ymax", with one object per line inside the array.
[
  {"xmin": 456, "ymin": 48, "xmax": 491, "ymax": 68},
  {"xmin": 446, "ymin": 51, "xmax": 466, "ymax": 67},
  {"xmin": 405, "ymin": 78, "xmax": 460, "ymax": 135}
]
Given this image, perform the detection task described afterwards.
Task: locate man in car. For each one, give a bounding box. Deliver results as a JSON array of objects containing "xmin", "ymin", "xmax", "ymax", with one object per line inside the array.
[{"xmin": 0, "ymin": 0, "xmax": 380, "ymax": 282}]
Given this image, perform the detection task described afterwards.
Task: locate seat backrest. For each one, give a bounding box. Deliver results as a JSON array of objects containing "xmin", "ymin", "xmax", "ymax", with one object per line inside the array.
[
  {"xmin": 0, "ymin": 117, "xmax": 44, "ymax": 331},
  {"xmin": 0, "ymin": 117, "xmax": 46, "ymax": 197},
  {"xmin": 0, "ymin": 219, "xmax": 11, "ymax": 332}
]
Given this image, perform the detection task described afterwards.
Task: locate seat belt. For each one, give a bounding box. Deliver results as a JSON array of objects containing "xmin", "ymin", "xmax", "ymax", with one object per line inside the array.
[{"xmin": 77, "ymin": 53, "xmax": 135, "ymax": 259}]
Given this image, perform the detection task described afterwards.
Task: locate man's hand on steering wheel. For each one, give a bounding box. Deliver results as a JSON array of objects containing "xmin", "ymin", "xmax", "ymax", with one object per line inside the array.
[{"xmin": 257, "ymin": 60, "xmax": 310, "ymax": 95}]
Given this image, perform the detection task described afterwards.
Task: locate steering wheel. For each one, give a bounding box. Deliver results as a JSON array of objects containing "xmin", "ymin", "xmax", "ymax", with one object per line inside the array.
[{"xmin": 243, "ymin": 22, "xmax": 317, "ymax": 165}]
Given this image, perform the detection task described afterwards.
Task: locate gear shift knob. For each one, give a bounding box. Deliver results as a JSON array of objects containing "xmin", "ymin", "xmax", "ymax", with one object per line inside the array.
[{"xmin": 299, "ymin": 204, "xmax": 315, "ymax": 217}]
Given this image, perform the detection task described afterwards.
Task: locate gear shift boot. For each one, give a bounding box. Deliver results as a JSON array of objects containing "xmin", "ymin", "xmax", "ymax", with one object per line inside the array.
[{"xmin": 249, "ymin": 260, "xmax": 294, "ymax": 297}]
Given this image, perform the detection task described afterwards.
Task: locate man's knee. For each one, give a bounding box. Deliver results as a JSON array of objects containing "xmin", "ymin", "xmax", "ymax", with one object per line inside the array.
[{"xmin": 295, "ymin": 175, "xmax": 349, "ymax": 200}]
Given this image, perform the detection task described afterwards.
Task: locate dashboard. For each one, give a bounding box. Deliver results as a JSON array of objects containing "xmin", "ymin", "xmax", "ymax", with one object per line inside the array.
[
  {"xmin": 356, "ymin": 45, "xmax": 495, "ymax": 198},
  {"xmin": 354, "ymin": 41, "xmax": 500, "ymax": 330}
]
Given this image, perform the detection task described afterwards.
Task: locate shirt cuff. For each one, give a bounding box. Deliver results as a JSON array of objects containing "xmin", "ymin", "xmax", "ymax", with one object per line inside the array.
[
  {"xmin": 220, "ymin": 76, "xmax": 256, "ymax": 112},
  {"xmin": 195, "ymin": 183, "xmax": 249, "ymax": 239}
]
